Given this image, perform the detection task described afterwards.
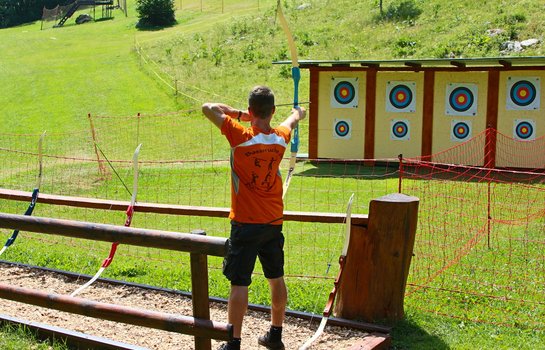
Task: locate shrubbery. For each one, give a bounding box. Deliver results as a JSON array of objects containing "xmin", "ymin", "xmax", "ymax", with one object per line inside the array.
[
  {"xmin": 136, "ymin": 0, "xmax": 176, "ymax": 27},
  {"xmin": 0, "ymin": 0, "xmax": 63, "ymax": 28},
  {"xmin": 376, "ymin": 0, "xmax": 422, "ymax": 23}
]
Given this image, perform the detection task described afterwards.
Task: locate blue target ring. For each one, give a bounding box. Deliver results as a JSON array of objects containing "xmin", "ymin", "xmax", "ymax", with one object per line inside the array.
[
  {"xmin": 392, "ymin": 121, "xmax": 409, "ymax": 138},
  {"xmin": 452, "ymin": 122, "xmax": 470, "ymax": 140},
  {"xmin": 515, "ymin": 121, "xmax": 534, "ymax": 139},
  {"xmin": 449, "ymin": 87, "xmax": 474, "ymax": 112},
  {"xmin": 334, "ymin": 81, "xmax": 356, "ymax": 105},
  {"xmin": 335, "ymin": 120, "xmax": 350, "ymax": 137},
  {"xmin": 510, "ymin": 80, "xmax": 536, "ymax": 107},
  {"xmin": 389, "ymin": 84, "xmax": 413, "ymax": 109}
]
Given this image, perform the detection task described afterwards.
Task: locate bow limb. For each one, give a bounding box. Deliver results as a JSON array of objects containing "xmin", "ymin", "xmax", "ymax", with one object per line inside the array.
[
  {"xmin": 70, "ymin": 144, "xmax": 142, "ymax": 297},
  {"xmin": 124, "ymin": 143, "xmax": 142, "ymax": 227},
  {"xmin": 36, "ymin": 131, "xmax": 46, "ymax": 189},
  {"xmin": 277, "ymin": 1, "xmax": 301, "ymax": 199},
  {"xmin": 299, "ymin": 193, "xmax": 355, "ymax": 350},
  {"xmin": 0, "ymin": 131, "xmax": 46, "ymax": 257}
]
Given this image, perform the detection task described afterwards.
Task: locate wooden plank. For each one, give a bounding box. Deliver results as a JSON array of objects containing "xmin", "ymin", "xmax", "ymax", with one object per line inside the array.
[
  {"xmin": 347, "ymin": 332, "xmax": 392, "ymax": 350},
  {"xmin": 364, "ymin": 69, "xmax": 377, "ymax": 159},
  {"xmin": 485, "ymin": 70, "xmax": 500, "ymax": 168},
  {"xmin": 0, "ymin": 213, "xmax": 228, "ymax": 257},
  {"xmin": 0, "ymin": 283, "xmax": 232, "ymax": 341},
  {"xmin": 421, "ymin": 70, "xmax": 435, "ymax": 157},
  {"xmin": 0, "ymin": 188, "xmax": 368, "ymax": 226},
  {"xmin": 0, "ymin": 313, "xmax": 148, "ymax": 350},
  {"xmin": 308, "ymin": 66, "xmax": 320, "ymax": 159}
]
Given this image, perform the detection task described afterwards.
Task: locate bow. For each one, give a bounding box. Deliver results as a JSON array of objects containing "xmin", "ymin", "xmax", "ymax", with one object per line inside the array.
[
  {"xmin": 71, "ymin": 143, "xmax": 142, "ymax": 297},
  {"xmin": 300, "ymin": 193, "xmax": 355, "ymax": 350},
  {"xmin": 0, "ymin": 131, "xmax": 46, "ymax": 257},
  {"xmin": 277, "ymin": 0, "xmax": 301, "ymax": 199}
]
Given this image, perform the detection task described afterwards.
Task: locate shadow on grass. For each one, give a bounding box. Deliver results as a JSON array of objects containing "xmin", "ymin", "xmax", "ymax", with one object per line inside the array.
[
  {"xmin": 390, "ymin": 317, "xmax": 450, "ymax": 350},
  {"xmin": 136, "ymin": 20, "xmax": 179, "ymax": 32},
  {"xmin": 297, "ymin": 160, "xmax": 400, "ymax": 179}
]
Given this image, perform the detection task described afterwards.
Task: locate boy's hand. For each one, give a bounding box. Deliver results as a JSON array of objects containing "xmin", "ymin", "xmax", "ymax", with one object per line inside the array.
[{"xmin": 292, "ymin": 107, "xmax": 306, "ymax": 121}]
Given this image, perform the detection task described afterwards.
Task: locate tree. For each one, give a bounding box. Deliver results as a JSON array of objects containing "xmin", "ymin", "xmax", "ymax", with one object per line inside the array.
[
  {"xmin": 0, "ymin": 0, "xmax": 63, "ymax": 28},
  {"xmin": 136, "ymin": 0, "xmax": 176, "ymax": 27}
]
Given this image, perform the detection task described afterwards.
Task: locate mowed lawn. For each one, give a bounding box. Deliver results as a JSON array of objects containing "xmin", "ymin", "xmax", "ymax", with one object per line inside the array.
[{"xmin": 1, "ymin": 1, "xmax": 545, "ymax": 349}]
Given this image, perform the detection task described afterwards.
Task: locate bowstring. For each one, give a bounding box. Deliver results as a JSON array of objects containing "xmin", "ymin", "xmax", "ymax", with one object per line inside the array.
[{"xmin": 94, "ymin": 142, "xmax": 132, "ymax": 198}]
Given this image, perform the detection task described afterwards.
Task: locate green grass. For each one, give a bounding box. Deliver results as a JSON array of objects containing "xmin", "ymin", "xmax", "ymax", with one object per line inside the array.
[
  {"xmin": 2, "ymin": 0, "xmax": 545, "ymax": 349},
  {"xmin": 0, "ymin": 323, "xmax": 69, "ymax": 350}
]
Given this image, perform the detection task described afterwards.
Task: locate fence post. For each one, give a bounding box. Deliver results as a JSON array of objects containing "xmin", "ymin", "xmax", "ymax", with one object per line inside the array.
[
  {"xmin": 191, "ymin": 229, "xmax": 212, "ymax": 350},
  {"xmin": 334, "ymin": 193, "xmax": 419, "ymax": 323},
  {"xmin": 87, "ymin": 113, "xmax": 107, "ymax": 178}
]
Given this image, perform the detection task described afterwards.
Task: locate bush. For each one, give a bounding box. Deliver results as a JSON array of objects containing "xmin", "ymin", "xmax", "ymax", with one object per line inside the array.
[
  {"xmin": 377, "ymin": 0, "xmax": 422, "ymax": 22},
  {"xmin": 393, "ymin": 37, "xmax": 418, "ymax": 57},
  {"xmin": 0, "ymin": 0, "xmax": 63, "ymax": 28},
  {"xmin": 136, "ymin": 0, "xmax": 176, "ymax": 27}
]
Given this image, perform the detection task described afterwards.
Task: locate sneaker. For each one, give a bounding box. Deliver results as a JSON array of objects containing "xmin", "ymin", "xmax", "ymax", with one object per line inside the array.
[
  {"xmin": 218, "ymin": 342, "xmax": 239, "ymax": 350},
  {"xmin": 258, "ymin": 331, "xmax": 285, "ymax": 350}
]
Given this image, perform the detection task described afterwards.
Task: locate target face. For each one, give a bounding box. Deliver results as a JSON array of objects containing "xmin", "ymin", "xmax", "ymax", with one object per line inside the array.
[
  {"xmin": 446, "ymin": 83, "xmax": 478, "ymax": 116},
  {"xmin": 331, "ymin": 77, "xmax": 359, "ymax": 108},
  {"xmin": 506, "ymin": 77, "xmax": 540, "ymax": 110},
  {"xmin": 451, "ymin": 120, "xmax": 472, "ymax": 142},
  {"xmin": 386, "ymin": 81, "xmax": 416, "ymax": 113},
  {"xmin": 333, "ymin": 119, "xmax": 352, "ymax": 139},
  {"xmin": 390, "ymin": 119, "xmax": 410, "ymax": 140},
  {"xmin": 513, "ymin": 119, "xmax": 536, "ymax": 141}
]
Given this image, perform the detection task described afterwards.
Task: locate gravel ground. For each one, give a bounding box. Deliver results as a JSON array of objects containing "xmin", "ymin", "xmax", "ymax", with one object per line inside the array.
[{"xmin": 0, "ymin": 264, "xmax": 372, "ymax": 349}]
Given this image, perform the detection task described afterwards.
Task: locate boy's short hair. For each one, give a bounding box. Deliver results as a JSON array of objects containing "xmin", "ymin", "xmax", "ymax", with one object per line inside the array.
[{"xmin": 248, "ymin": 86, "xmax": 275, "ymax": 119}]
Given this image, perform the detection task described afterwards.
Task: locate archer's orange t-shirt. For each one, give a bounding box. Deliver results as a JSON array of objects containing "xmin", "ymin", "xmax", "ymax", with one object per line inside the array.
[{"xmin": 221, "ymin": 116, "xmax": 290, "ymax": 224}]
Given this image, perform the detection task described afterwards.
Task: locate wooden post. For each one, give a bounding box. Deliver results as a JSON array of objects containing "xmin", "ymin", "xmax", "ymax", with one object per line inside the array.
[
  {"xmin": 364, "ymin": 68, "xmax": 377, "ymax": 160},
  {"xmin": 308, "ymin": 67, "xmax": 320, "ymax": 159},
  {"xmin": 191, "ymin": 229, "xmax": 213, "ymax": 350},
  {"xmin": 485, "ymin": 70, "xmax": 499, "ymax": 168},
  {"xmin": 334, "ymin": 193, "xmax": 419, "ymax": 323},
  {"xmin": 87, "ymin": 113, "xmax": 107, "ymax": 178},
  {"xmin": 421, "ymin": 70, "xmax": 435, "ymax": 157}
]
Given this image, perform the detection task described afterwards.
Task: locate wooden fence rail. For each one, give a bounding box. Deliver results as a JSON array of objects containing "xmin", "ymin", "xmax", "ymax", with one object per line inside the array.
[
  {"xmin": 0, "ymin": 188, "xmax": 369, "ymax": 226},
  {"xmin": 0, "ymin": 283, "xmax": 232, "ymax": 341},
  {"xmin": 0, "ymin": 212, "xmax": 227, "ymax": 257},
  {"xmin": 0, "ymin": 212, "xmax": 230, "ymax": 350}
]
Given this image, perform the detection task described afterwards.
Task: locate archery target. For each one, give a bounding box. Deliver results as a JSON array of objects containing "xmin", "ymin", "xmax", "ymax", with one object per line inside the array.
[
  {"xmin": 333, "ymin": 118, "xmax": 352, "ymax": 139},
  {"xmin": 451, "ymin": 120, "xmax": 472, "ymax": 142},
  {"xmin": 331, "ymin": 77, "xmax": 359, "ymax": 108},
  {"xmin": 386, "ymin": 81, "xmax": 416, "ymax": 113},
  {"xmin": 506, "ymin": 77, "xmax": 540, "ymax": 110},
  {"xmin": 390, "ymin": 119, "xmax": 410, "ymax": 140},
  {"xmin": 446, "ymin": 83, "xmax": 478, "ymax": 116},
  {"xmin": 513, "ymin": 119, "xmax": 536, "ymax": 141}
]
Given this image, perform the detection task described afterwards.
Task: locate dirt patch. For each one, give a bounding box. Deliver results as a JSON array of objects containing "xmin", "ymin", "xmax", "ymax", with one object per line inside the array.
[{"xmin": 0, "ymin": 264, "xmax": 370, "ymax": 349}]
